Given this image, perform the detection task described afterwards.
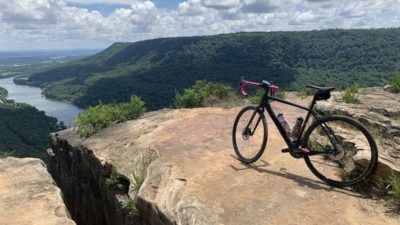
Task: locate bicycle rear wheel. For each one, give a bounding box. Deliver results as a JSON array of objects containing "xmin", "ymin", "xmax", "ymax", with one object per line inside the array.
[
  {"xmin": 303, "ymin": 115, "xmax": 378, "ymax": 187},
  {"xmin": 232, "ymin": 106, "xmax": 268, "ymax": 163}
]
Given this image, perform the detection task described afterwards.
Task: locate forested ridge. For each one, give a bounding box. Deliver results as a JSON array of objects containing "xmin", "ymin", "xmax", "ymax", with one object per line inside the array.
[
  {"xmin": 0, "ymin": 89, "xmax": 64, "ymax": 159},
  {"xmin": 24, "ymin": 28, "xmax": 400, "ymax": 110}
]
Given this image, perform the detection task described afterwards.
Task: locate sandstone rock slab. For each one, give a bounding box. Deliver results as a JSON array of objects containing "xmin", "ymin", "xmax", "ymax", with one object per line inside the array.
[
  {"xmin": 0, "ymin": 157, "xmax": 75, "ymax": 225},
  {"xmin": 52, "ymin": 100, "xmax": 399, "ymax": 225}
]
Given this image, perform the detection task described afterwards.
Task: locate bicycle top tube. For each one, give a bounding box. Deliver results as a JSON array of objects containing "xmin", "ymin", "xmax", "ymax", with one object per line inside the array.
[{"xmin": 240, "ymin": 79, "xmax": 279, "ymax": 97}]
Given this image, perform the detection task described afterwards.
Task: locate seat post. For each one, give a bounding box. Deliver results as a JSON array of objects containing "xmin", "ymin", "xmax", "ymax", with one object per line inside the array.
[{"xmin": 309, "ymin": 92, "xmax": 318, "ymax": 111}]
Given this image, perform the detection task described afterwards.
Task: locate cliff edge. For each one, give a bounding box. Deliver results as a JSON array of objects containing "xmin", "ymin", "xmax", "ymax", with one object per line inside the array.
[{"xmin": 48, "ymin": 100, "xmax": 399, "ymax": 225}]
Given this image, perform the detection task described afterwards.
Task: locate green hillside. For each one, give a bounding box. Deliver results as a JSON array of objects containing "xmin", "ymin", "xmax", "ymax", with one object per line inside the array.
[
  {"xmin": 0, "ymin": 89, "xmax": 64, "ymax": 159},
  {"xmin": 24, "ymin": 29, "xmax": 400, "ymax": 110}
]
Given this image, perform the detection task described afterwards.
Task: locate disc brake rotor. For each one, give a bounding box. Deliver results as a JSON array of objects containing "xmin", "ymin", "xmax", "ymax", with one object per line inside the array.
[{"xmin": 242, "ymin": 127, "xmax": 251, "ymax": 140}]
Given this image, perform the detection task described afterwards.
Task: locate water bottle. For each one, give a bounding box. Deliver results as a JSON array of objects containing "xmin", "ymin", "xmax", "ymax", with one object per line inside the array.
[
  {"xmin": 277, "ymin": 113, "xmax": 292, "ymax": 136},
  {"xmin": 291, "ymin": 117, "xmax": 304, "ymax": 140}
]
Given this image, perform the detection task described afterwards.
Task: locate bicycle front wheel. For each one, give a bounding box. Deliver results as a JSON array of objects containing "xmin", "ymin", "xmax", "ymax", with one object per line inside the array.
[
  {"xmin": 232, "ymin": 106, "xmax": 268, "ymax": 164},
  {"xmin": 303, "ymin": 115, "xmax": 378, "ymax": 187}
]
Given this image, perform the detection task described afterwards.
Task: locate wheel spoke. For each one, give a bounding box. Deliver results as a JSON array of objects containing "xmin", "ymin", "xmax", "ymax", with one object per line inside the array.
[
  {"xmin": 303, "ymin": 116, "xmax": 377, "ymax": 187},
  {"xmin": 233, "ymin": 106, "xmax": 267, "ymax": 163}
]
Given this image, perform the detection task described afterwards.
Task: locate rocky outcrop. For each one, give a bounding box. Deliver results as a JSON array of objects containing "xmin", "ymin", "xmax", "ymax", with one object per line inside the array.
[
  {"xmin": 48, "ymin": 106, "xmax": 399, "ymax": 225},
  {"xmin": 47, "ymin": 132, "xmax": 139, "ymax": 225},
  {"xmin": 0, "ymin": 157, "xmax": 75, "ymax": 225},
  {"xmin": 48, "ymin": 109, "xmax": 217, "ymax": 225},
  {"xmin": 316, "ymin": 87, "xmax": 400, "ymax": 182}
]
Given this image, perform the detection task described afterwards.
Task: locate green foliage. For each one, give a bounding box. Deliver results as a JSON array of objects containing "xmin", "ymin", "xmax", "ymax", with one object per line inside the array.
[
  {"xmin": 387, "ymin": 174, "xmax": 400, "ymax": 211},
  {"xmin": 0, "ymin": 151, "xmax": 15, "ymax": 159},
  {"xmin": 0, "ymin": 102, "xmax": 64, "ymax": 159},
  {"xmin": 276, "ymin": 90, "xmax": 286, "ymax": 99},
  {"xmin": 132, "ymin": 152, "xmax": 156, "ymax": 192},
  {"xmin": 105, "ymin": 173, "xmax": 119, "ymax": 187},
  {"xmin": 122, "ymin": 198, "xmax": 141, "ymax": 217},
  {"xmin": 248, "ymin": 89, "xmax": 264, "ymax": 105},
  {"xmin": 248, "ymin": 88, "xmax": 285, "ymax": 104},
  {"xmin": 23, "ymin": 29, "xmax": 400, "ymax": 110},
  {"xmin": 341, "ymin": 83, "xmax": 360, "ymax": 104},
  {"xmin": 0, "ymin": 87, "xmax": 7, "ymax": 98},
  {"xmin": 75, "ymin": 96, "xmax": 145, "ymax": 137},
  {"xmin": 297, "ymin": 88, "xmax": 315, "ymax": 99},
  {"xmin": 174, "ymin": 80, "xmax": 239, "ymax": 108},
  {"xmin": 389, "ymin": 73, "xmax": 400, "ymax": 93}
]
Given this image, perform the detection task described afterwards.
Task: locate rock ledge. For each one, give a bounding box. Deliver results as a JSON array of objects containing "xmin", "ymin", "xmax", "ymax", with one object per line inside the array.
[{"xmin": 0, "ymin": 157, "xmax": 75, "ymax": 225}]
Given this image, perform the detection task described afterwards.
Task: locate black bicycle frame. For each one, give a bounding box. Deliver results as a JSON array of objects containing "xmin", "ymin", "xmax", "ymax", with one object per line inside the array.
[
  {"xmin": 243, "ymin": 85, "xmax": 344, "ymax": 156},
  {"xmin": 245, "ymin": 89, "xmax": 320, "ymax": 151}
]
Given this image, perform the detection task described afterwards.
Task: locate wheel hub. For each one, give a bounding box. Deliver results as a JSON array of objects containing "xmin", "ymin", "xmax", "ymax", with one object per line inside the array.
[
  {"xmin": 327, "ymin": 144, "xmax": 345, "ymax": 161},
  {"xmin": 242, "ymin": 127, "xmax": 251, "ymax": 140}
]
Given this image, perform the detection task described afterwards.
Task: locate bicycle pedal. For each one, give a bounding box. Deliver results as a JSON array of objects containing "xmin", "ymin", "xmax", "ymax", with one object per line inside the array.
[
  {"xmin": 281, "ymin": 148, "xmax": 290, "ymax": 153},
  {"xmin": 290, "ymin": 148, "xmax": 310, "ymax": 154}
]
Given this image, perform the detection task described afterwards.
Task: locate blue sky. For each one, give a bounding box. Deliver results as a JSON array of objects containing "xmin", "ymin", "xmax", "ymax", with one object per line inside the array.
[
  {"xmin": 152, "ymin": 0, "xmax": 182, "ymax": 9},
  {"xmin": 0, "ymin": 0, "xmax": 399, "ymax": 50},
  {"xmin": 66, "ymin": 1, "xmax": 183, "ymax": 15}
]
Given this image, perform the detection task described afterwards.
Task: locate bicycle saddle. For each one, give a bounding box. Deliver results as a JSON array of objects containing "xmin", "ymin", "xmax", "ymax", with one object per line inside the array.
[
  {"xmin": 306, "ymin": 85, "xmax": 335, "ymax": 100},
  {"xmin": 306, "ymin": 85, "xmax": 335, "ymax": 92}
]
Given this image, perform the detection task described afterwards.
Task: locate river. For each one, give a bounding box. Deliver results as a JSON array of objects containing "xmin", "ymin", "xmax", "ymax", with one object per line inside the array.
[{"xmin": 0, "ymin": 78, "xmax": 82, "ymax": 124}]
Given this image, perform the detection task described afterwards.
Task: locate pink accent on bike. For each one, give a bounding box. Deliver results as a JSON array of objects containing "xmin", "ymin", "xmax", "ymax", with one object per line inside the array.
[
  {"xmin": 301, "ymin": 147, "xmax": 310, "ymax": 154},
  {"xmin": 240, "ymin": 80, "xmax": 261, "ymax": 97},
  {"xmin": 240, "ymin": 79, "xmax": 280, "ymax": 97},
  {"xmin": 269, "ymin": 85, "xmax": 279, "ymax": 97}
]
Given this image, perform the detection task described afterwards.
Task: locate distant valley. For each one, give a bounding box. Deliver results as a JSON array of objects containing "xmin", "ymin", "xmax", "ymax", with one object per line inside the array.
[
  {"xmin": 0, "ymin": 49, "xmax": 96, "ymax": 158},
  {"xmin": 0, "ymin": 49, "xmax": 100, "ymax": 78},
  {"xmin": 21, "ymin": 28, "xmax": 400, "ymax": 110},
  {"xmin": 2, "ymin": 28, "xmax": 400, "ymax": 158}
]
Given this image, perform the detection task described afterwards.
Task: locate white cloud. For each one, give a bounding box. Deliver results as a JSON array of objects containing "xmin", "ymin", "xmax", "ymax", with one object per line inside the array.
[
  {"xmin": 0, "ymin": 0, "xmax": 64, "ymax": 27},
  {"xmin": 0, "ymin": 0, "xmax": 399, "ymax": 50},
  {"xmin": 241, "ymin": 0, "xmax": 279, "ymax": 13},
  {"xmin": 202, "ymin": 0, "xmax": 241, "ymax": 9},
  {"xmin": 65, "ymin": 0, "xmax": 138, "ymax": 4},
  {"xmin": 178, "ymin": 0, "xmax": 208, "ymax": 16}
]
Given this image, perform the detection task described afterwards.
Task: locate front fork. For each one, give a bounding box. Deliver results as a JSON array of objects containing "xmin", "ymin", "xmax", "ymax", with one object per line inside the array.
[{"xmin": 244, "ymin": 106, "xmax": 264, "ymax": 136}]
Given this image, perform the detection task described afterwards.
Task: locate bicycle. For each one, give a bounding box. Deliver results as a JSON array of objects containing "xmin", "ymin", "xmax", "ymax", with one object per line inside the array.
[{"xmin": 232, "ymin": 79, "xmax": 378, "ymax": 187}]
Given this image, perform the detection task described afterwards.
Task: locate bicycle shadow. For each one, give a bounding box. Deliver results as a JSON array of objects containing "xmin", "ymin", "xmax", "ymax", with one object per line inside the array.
[{"xmin": 228, "ymin": 154, "xmax": 368, "ymax": 198}]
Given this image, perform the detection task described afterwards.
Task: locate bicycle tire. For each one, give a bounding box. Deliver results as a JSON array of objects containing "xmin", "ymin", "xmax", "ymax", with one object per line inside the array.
[
  {"xmin": 303, "ymin": 115, "xmax": 378, "ymax": 187},
  {"xmin": 232, "ymin": 106, "xmax": 268, "ymax": 163}
]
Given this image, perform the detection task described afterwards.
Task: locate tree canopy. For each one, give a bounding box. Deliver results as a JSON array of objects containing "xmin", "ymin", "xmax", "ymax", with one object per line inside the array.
[{"xmin": 24, "ymin": 28, "xmax": 400, "ymax": 110}]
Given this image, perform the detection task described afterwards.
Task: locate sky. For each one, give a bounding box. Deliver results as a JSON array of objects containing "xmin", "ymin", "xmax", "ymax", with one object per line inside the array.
[{"xmin": 0, "ymin": 0, "xmax": 399, "ymax": 50}]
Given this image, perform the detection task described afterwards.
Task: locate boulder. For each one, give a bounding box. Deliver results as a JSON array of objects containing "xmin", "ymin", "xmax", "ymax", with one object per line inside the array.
[{"xmin": 0, "ymin": 157, "xmax": 75, "ymax": 225}]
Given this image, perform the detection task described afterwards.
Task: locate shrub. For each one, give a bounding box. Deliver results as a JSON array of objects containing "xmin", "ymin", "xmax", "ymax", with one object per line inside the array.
[
  {"xmin": 76, "ymin": 96, "xmax": 145, "ymax": 137},
  {"xmin": 341, "ymin": 83, "xmax": 359, "ymax": 104},
  {"xmin": 105, "ymin": 173, "xmax": 119, "ymax": 187},
  {"xmin": 0, "ymin": 87, "xmax": 7, "ymax": 98},
  {"xmin": 387, "ymin": 174, "xmax": 400, "ymax": 211},
  {"xmin": 0, "ymin": 151, "xmax": 15, "ymax": 159},
  {"xmin": 297, "ymin": 88, "xmax": 315, "ymax": 99},
  {"xmin": 248, "ymin": 89, "xmax": 286, "ymax": 104},
  {"xmin": 276, "ymin": 90, "xmax": 286, "ymax": 99},
  {"xmin": 132, "ymin": 152, "xmax": 156, "ymax": 192},
  {"xmin": 389, "ymin": 74, "xmax": 400, "ymax": 93},
  {"xmin": 174, "ymin": 80, "xmax": 239, "ymax": 108},
  {"xmin": 122, "ymin": 198, "xmax": 141, "ymax": 217},
  {"xmin": 174, "ymin": 88, "xmax": 203, "ymax": 108},
  {"xmin": 248, "ymin": 89, "xmax": 264, "ymax": 104}
]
